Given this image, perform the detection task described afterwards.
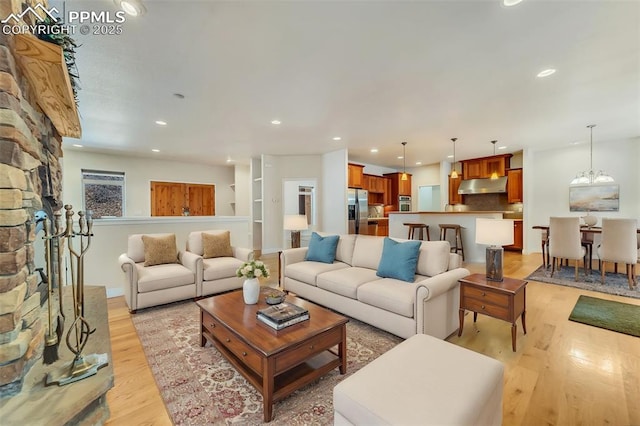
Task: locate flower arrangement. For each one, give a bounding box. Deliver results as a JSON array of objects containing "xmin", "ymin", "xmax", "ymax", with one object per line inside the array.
[{"xmin": 236, "ymin": 260, "xmax": 270, "ymax": 279}]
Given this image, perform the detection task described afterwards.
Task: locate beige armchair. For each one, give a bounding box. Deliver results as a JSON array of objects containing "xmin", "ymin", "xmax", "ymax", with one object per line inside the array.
[
  {"xmin": 549, "ymin": 217, "xmax": 586, "ymax": 281},
  {"xmin": 118, "ymin": 233, "xmax": 198, "ymax": 313},
  {"xmin": 597, "ymin": 218, "xmax": 638, "ymax": 289},
  {"xmin": 185, "ymin": 230, "xmax": 253, "ymax": 297}
]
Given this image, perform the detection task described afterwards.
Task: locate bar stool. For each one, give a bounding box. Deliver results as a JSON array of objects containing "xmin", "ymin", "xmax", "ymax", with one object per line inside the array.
[
  {"xmin": 439, "ymin": 224, "xmax": 464, "ymax": 260},
  {"xmin": 403, "ymin": 223, "xmax": 430, "ymax": 241}
]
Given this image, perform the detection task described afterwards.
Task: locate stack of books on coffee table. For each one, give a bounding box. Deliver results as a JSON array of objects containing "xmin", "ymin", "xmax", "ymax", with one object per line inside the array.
[{"xmin": 257, "ymin": 302, "xmax": 310, "ymax": 330}]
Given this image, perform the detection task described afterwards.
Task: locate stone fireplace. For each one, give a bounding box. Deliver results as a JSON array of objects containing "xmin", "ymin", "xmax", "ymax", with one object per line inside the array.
[
  {"xmin": 0, "ymin": 32, "xmax": 63, "ymax": 398},
  {"xmin": 1, "ymin": 4, "xmax": 113, "ymax": 424}
]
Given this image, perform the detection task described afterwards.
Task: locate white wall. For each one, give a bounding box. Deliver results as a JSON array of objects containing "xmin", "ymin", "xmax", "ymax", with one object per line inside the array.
[
  {"xmin": 524, "ymin": 137, "xmax": 640, "ymax": 253},
  {"xmin": 323, "ymin": 149, "xmax": 348, "ymax": 234},
  {"xmin": 62, "ymin": 150, "xmax": 236, "ymax": 216},
  {"xmin": 234, "ymin": 164, "xmax": 250, "ymax": 216}
]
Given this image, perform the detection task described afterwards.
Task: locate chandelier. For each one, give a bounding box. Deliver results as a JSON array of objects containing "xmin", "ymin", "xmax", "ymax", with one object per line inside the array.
[{"xmin": 570, "ymin": 125, "xmax": 614, "ymax": 185}]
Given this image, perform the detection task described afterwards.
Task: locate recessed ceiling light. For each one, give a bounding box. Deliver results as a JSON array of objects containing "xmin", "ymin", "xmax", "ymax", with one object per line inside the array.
[
  {"xmin": 370, "ymin": 148, "xmax": 379, "ymax": 153},
  {"xmin": 72, "ymin": 144, "xmax": 83, "ymax": 148},
  {"xmin": 397, "ymin": 156, "xmax": 404, "ymax": 160},
  {"xmin": 537, "ymin": 69, "xmax": 556, "ymax": 78},
  {"xmin": 415, "ymin": 161, "xmax": 422, "ymax": 165},
  {"xmin": 115, "ymin": 0, "xmax": 146, "ymax": 16},
  {"xmin": 155, "ymin": 120, "xmax": 167, "ymax": 126},
  {"xmin": 151, "ymin": 149, "xmax": 160, "ymax": 153},
  {"xmin": 271, "ymin": 120, "xmax": 281, "ymax": 125},
  {"xmin": 498, "ymin": 146, "xmax": 507, "ymax": 150},
  {"xmin": 332, "ymin": 136, "xmax": 342, "ymax": 141},
  {"xmin": 503, "ymin": 0, "xmax": 523, "ymax": 6},
  {"xmin": 447, "ymin": 155, "xmax": 454, "ymax": 159}
]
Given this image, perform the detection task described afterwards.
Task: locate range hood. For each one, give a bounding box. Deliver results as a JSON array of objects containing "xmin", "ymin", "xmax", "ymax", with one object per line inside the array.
[{"xmin": 458, "ymin": 177, "xmax": 508, "ymax": 195}]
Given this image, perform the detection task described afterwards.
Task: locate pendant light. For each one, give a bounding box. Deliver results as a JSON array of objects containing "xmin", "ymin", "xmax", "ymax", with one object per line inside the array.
[
  {"xmin": 450, "ymin": 138, "xmax": 459, "ymax": 179},
  {"xmin": 401, "ymin": 142, "xmax": 408, "ymax": 181},
  {"xmin": 490, "ymin": 140, "xmax": 499, "ymax": 180},
  {"xmin": 570, "ymin": 125, "xmax": 615, "ymax": 185}
]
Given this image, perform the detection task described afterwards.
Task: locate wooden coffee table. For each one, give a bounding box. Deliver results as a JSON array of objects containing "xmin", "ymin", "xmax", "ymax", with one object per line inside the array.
[{"xmin": 196, "ymin": 290, "xmax": 348, "ymax": 422}]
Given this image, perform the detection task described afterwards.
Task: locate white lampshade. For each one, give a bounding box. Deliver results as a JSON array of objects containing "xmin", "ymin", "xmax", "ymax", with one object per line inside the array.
[
  {"xmin": 476, "ymin": 218, "xmax": 514, "ymax": 246},
  {"xmin": 283, "ymin": 215, "xmax": 308, "ymax": 231}
]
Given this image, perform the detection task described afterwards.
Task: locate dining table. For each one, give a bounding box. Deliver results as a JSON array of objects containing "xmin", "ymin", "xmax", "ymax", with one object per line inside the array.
[{"xmin": 532, "ymin": 225, "xmax": 640, "ymax": 272}]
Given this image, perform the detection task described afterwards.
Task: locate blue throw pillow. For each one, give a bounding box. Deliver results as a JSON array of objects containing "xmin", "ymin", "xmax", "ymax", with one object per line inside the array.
[
  {"xmin": 305, "ymin": 232, "xmax": 340, "ymax": 264},
  {"xmin": 377, "ymin": 238, "xmax": 421, "ymax": 282}
]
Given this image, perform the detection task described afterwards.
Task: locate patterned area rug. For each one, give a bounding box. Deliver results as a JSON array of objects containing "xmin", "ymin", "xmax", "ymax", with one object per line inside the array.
[
  {"xmin": 131, "ymin": 300, "xmax": 402, "ymax": 425},
  {"xmin": 526, "ymin": 265, "xmax": 639, "ymax": 299}
]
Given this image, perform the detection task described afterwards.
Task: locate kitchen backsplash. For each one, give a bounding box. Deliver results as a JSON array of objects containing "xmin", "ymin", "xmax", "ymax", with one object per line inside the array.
[
  {"xmin": 461, "ymin": 194, "xmax": 523, "ymax": 213},
  {"xmin": 368, "ymin": 205, "xmax": 384, "ymax": 218}
]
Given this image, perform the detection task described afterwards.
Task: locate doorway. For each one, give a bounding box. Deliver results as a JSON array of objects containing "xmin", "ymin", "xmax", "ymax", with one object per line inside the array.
[
  {"xmin": 283, "ymin": 179, "xmax": 317, "ymax": 247},
  {"xmin": 418, "ymin": 185, "xmax": 441, "ymax": 211}
]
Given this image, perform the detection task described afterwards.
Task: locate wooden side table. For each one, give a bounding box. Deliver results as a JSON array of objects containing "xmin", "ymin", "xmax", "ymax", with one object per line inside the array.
[{"xmin": 458, "ymin": 273, "xmax": 527, "ymax": 352}]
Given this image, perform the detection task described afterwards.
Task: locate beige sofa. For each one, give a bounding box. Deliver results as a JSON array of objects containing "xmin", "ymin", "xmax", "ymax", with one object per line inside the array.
[{"xmin": 281, "ymin": 234, "xmax": 469, "ymax": 339}]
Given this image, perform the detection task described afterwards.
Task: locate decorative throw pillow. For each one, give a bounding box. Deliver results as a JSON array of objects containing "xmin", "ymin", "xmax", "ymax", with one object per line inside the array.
[
  {"xmin": 376, "ymin": 237, "xmax": 421, "ymax": 282},
  {"xmin": 202, "ymin": 231, "xmax": 233, "ymax": 258},
  {"xmin": 142, "ymin": 234, "xmax": 178, "ymax": 266},
  {"xmin": 305, "ymin": 232, "xmax": 340, "ymax": 264}
]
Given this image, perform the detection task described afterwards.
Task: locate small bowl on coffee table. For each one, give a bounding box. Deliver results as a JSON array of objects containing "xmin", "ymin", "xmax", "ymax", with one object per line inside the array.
[{"xmin": 265, "ymin": 289, "xmax": 286, "ymax": 305}]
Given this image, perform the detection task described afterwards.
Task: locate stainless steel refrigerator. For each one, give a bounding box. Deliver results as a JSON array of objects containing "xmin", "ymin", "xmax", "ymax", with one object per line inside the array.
[{"xmin": 347, "ymin": 188, "xmax": 369, "ymax": 234}]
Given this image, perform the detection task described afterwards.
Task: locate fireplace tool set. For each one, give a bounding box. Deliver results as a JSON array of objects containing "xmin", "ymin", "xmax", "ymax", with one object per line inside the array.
[{"xmin": 42, "ymin": 205, "xmax": 108, "ymax": 386}]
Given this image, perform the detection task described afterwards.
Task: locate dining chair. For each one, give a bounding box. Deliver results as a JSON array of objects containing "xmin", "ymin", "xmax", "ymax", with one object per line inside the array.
[
  {"xmin": 549, "ymin": 217, "xmax": 586, "ymax": 281},
  {"xmin": 597, "ymin": 218, "xmax": 638, "ymax": 289},
  {"xmin": 540, "ymin": 230, "xmax": 550, "ymax": 268}
]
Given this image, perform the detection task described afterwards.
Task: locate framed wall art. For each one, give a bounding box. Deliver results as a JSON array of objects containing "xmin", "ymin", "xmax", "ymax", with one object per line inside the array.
[{"xmin": 569, "ymin": 184, "xmax": 619, "ymax": 212}]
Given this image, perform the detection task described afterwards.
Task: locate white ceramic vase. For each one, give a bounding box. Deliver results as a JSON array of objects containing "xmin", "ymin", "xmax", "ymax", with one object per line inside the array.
[{"xmin": 243, "ymin": 278, "xmax": 260, "ymax": 304}]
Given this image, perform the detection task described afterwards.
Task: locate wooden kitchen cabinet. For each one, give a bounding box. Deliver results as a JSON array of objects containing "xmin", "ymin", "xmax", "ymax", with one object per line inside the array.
[
  {"xmin": 384, "ymin": 173, "xmax": 412, "ymax": 210},
  {"xmin": 507, "ymin": 168, "xmax": 523, "ymax": 203},
  {"xmin": 483, "ymin": 157, "xmax": 507, "ymax": 178},
  {"xmin": 383, "ymin": 177, "xmax": 393, "ymax": 205},
  {"xmin": 363, "ymin": 174, "xmax": 386, "ymax": 193},
  {"xmin": 463, "ymin": 159, "xmax": 483, "ymax": 179},
  {"xmin": 504, "ymin": 220, "xmax": 523, "ymax": 251},
  {"xmin": 448, "ymin": 175, "xmax": 463, "ymax": 205},
  {"xmin": 462, "ymin": 154, "xmax": 512, "ymax": 180},
  {"xmin": 376, "ymin": 219, "xmax": 389, "ymax": 236},
  {"xmin": 363, "ymin": 174, "xmax": 389, "ymax": 204},
  {"xmin": 348, "ymin": 163, "xmax": 365, "ymax": 188}
]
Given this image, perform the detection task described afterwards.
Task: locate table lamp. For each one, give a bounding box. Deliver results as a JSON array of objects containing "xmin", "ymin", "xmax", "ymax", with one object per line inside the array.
[
  {"xmin": 475, "ymin": 218, "xmax": 514, "ymax": 281},
  {"xmin": 284, "ymin": 215, "xmax": 308, "ymax": 248}
]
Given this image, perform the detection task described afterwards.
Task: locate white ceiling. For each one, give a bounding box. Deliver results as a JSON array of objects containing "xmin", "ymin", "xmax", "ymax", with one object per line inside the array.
[{"xmin": 60, "ymin": 0, "xmax": 639, "ymax": 169}]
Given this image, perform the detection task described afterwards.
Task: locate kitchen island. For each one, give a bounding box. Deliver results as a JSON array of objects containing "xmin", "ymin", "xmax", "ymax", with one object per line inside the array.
[{"xmin": 389, "ymin": 211, "xmax": 508, "ymax": 263}]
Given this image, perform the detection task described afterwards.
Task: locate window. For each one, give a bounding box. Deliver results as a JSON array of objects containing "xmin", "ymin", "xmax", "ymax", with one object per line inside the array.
[{"xmin": 82, "ymin": 170, "xmax": 125, "ymax": 218}]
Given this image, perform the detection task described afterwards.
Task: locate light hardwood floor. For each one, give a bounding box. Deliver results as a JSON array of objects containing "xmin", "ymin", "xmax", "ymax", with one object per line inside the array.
[{"xmin": 104, "ymin": 253, "xmax": 640, "ymax": 425}]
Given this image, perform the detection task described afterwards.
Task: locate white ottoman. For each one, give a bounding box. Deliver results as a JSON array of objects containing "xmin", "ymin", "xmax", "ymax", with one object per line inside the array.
[{"xmin": 333, "ymin": 334, "xmax": 504, "ymax": 425}]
